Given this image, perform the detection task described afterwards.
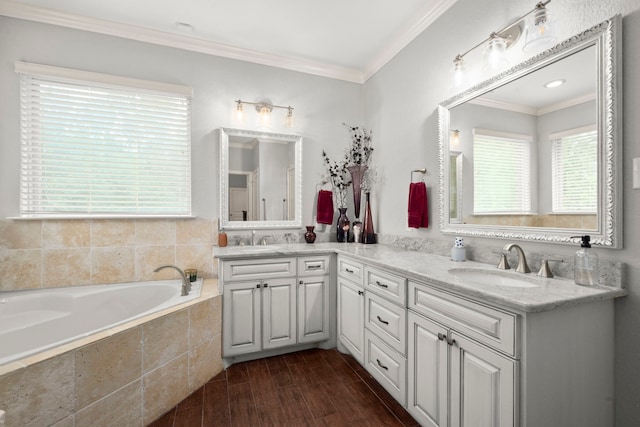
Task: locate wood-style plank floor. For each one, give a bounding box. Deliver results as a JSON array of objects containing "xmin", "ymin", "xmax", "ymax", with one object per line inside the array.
[{"xmin": 148, "ymin": 348, "xmax": 419, "ymax": 426}]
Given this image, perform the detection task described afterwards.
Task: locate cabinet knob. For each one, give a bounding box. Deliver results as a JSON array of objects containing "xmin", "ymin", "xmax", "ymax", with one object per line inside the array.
[
  {"xmin": 263, "ymin": 283, "xmax": 268, "ymax": 287},
  {"xmin": 358, "ymin": 290, "xmax": 364, "ymax": 295},
  {"xmin": 376, "ymin": 359, "xmax": 389, "ymax": 370},
  {"xmin": 446, "ymin": 337, "xmax": 457, "ymax": 346},
  {"xmin": 376, "ymin": 315, "xmax": 389, "ymax": 325},
  {"xmin": 299, "ymin": 280, "xmax": 304, "ymax": 285},
  {"xmin": 256, "ymin": 284, "xmax": 261, "ymax": 289}
]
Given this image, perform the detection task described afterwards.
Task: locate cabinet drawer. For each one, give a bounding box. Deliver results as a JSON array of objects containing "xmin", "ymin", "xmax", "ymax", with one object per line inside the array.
[
  {"xmin": 297, "ymin": 255, "xmax": 332, "ymax": 277},
  {"xmin": 365, "ymin": 266, "xmax": 407, "ymax": 306},
  {"xmin": 338, "ymin": 256, "xmax": 364, "ymax": 284},
  {"xmin": 364, "ymin": 329, "xmax": 407, "ymax": 406},
  {"xmin": 408, "ymin": 281, "xmax": 517, "ymax": 356},
  {"xmin": 365, "ymin": 291, "xmax": 407, "ymax": 355},
  {"xmin": 222, "ymin": 257, "xmax": 296, "ymax": 281}
]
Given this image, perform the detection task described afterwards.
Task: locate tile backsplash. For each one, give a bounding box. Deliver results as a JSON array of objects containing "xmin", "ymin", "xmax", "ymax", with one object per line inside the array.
[{"xmin": 0, "ymin": 218, "xmax": 218, "ymax": 292}]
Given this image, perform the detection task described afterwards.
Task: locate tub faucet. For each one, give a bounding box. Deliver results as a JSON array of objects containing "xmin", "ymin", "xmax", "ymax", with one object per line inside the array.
[
  {"xmin": 503, "ymin": 243, "xmax": 531, "ymax": 274},
  {"xmin": 153, "ymin": 265, "xmax": 191, "ymax": 296}
]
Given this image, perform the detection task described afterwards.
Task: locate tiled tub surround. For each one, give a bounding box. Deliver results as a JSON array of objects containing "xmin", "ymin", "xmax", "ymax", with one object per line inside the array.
[
  {"xmin": 215, "ymin": 243, "xmax": 625, "ymax": 312},
  {"xmin": 0, "ymin": 218, "xmax": 219, "ymax": 292},
  {"xmin": 0, "ymin": 278, "xmax": 222, "ymax": 427}
]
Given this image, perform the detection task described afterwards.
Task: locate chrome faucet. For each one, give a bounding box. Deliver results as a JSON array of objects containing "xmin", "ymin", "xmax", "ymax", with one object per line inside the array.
[
  {"xmin": 251, "ymin": 230, "xmax": 257, "ymax": 246},
  {"xmin": 503, "ymin": 243, "xmax": 531, "ymax": 274},
  {"xmin": 153, "ymin": 265, "xmax": 191, "ymax": 296}
]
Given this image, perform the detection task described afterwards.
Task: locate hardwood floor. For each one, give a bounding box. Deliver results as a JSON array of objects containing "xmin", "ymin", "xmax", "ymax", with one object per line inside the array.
[{"xmin": 148, "ymin": 348, "xmax": 419, "ymax": 426}]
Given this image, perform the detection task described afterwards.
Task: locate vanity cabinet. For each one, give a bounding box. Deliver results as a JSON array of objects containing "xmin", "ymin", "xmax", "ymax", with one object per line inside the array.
[
  {"xmin": 297, "ymin": 255, "xmax": 331, "ymax": 344},
  {"xmin": 337, "ymin": 256, "xmax": 365, "ymax": 364},
  {"xmin": 407, "ymin": 280, "xmax": 517, "ymax": 427},
  {"xmin": 222, "ymin": 255, "xmax": 332, "ymax": 357}
]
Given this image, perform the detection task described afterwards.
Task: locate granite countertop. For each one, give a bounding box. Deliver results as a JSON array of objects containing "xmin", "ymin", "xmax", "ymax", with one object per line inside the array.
[{"xmin": 214, "ymin": 243, "xmax": 627, "ymax": 313}]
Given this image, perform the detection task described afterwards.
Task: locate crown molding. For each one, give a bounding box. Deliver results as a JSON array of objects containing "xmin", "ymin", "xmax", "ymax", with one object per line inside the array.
[
  {"xmin": 0, "ymin": 0, "xmax": 365, "ymax": 83},
  {"xmin": 362, "ymin": 0, "xmax": 458, "ymax": 81}
]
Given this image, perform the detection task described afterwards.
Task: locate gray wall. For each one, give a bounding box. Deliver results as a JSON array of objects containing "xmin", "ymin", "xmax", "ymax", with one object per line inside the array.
[
  {"xmin": 0, "ymin": 16, "xmax": 363, "ymax": 224},
  {"xmin": 362, "ymin": 0, "xmax": 640, "ymax": 424}
]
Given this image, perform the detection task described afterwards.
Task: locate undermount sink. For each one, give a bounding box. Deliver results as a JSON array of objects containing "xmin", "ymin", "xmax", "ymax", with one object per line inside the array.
[{"xmin": 448, "ymin": 268, "xmax": 540, "ymax": 288}]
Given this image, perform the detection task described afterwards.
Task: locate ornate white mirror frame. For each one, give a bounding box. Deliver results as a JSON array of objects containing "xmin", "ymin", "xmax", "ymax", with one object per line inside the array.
[
  {"xmin": 438, "ymin": 16, "xmax": 622, "ymax": 247},
  {"xmin": 219, "ymin": 127, "xmax": 302, "ymax": 230}
]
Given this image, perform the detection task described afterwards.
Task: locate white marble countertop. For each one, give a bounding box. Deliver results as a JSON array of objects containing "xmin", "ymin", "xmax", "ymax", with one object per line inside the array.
[{"xmin": 213, "ymin": 243, "xmax": 627, "ymax": 313}]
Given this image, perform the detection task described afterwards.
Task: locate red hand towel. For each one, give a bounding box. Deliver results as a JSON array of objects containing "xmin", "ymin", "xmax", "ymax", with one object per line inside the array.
[
  {"xmin": 316, "ymin": 190, "xmax": 334, "ymax": 224},
  {"xmin": 408, "ymin": 182, "xmax": 428, "ymax": 228}
]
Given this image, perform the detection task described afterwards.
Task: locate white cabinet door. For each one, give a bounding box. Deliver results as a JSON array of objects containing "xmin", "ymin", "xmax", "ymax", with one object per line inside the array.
[
  {"xmin": 262, "ymin": 277, "xmax": 297, "ymax": 350},
  {"xmin": 337, "ymin": 277, "xmax": 365, "ymax": 364},
  {"xmin": 407, "ymin": 311, "xmax": 449, "ymax": 427},
  {"xmin": 450, "ymin": 332, "xmax": 516, "ymax": 427},
  {"xmin": 223, "ymin": 281, "xmax": 262, "ymax": 356},
  {"xmin": 297, "ymin": 275, "xmax": 330, "ymax": 344}
]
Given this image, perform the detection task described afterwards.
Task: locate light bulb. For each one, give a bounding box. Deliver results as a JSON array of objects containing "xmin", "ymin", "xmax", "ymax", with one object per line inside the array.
[
  {"xmin": 283, "ymin": 107, "xmax": 295, "ymax": 128},
  {"xmin": 483, "ymin": 34, "xmax": 509, "ymax": 71},
  {"xmin": 523, "ymin": 5, "xmax": 557, "ymax": 53},
  {"xmin": 258, "ymin": 105, "xmax": 271, "ymax": 127},
  {"xmin": 234, "ymin": 101, "xmax": 244, "ymax": 124},
  {"xmin": 451, "ymin": 55, "xmax": 467, "ymax": 90}
]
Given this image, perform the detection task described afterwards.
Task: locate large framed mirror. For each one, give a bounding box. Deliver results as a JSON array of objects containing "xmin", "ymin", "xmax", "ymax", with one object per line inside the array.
[
  {"xmin": 438, "ymin": 16, "xmax": 622, "ymax": 247},
  {"xmin": 219, "ymin": 127, "xmax": 302, "ymax": 230}
]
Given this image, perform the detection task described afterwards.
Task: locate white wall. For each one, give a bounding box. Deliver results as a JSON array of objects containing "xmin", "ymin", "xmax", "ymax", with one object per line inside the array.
[
  {"xmin": 362, "ymin": 0, "xmax": 640, "ymax": 424},
  {"xmin": 0, "ymin": 16, "xmax": 362, "ymax": 225}
]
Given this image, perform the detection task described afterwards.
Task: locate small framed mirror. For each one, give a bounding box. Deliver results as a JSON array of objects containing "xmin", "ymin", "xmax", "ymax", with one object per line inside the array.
[
  {"xmin": 219, "ymin": 127, "xmax": 302, "ymax": 230},
  {"xmin": 438, "ymin": 16, "xmax": 622, "ymax": 247}
]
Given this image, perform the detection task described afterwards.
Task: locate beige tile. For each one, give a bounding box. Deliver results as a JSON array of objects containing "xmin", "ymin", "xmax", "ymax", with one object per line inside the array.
[
  {"xmin": 75, "ymin": 327, "xmax": 143, "ymax": 409},
  {"xmin": 189, "ymin": 296, "xmax": 222, "ymax": 349},
  {"xmin": 135, "ymin": 220, "xmax": 175, "ymax": 246},
  {"xmin": 582, "ymin": 214, "xmax": 598, "ymax": 229},
  {"xmin": 135, "ymin": 245, "xmax": 175, "ymax": 281},
  {"xmin": 189, "ymin": 334, "xmax": 223, "ymax": 392},
  {"xmin": 142, "ymin": 309, "xmax": 189, "ymax": 373},
  {"xmin": 43, "ymin": 248, "xmax": 91, "ymax": 287},
  {"xmin": 42, "ymin": 220, "xmax": 90, "ymax": 249},
  {"xmin": 91, "ymin": 219, "xmax": 135, "ymax": 247},
  {"xmin": 0, "ymin": 249, "xmax": 42, "ymax": 291},
  {"xmin": 176, "ymin": 218, "xmax": 213, "ymax": 245},
  {"xmin": 91, "ymin": 247, "xmax": 135, "ymax": 284},
  {"xmin": 143, "ymin": 354, "xmax": 189, "ymax": 424},
  {"xmin": 0, "ymin": 353, "xmax": 74, "ymax": 427},
  {"xmin": 51, "ymin": 415, "xmax": 75, "ymax": 427},
  {"xmin": 0, "ymin": 220, "xmax": 42, "ymax": 250},
  {"xmin": 75, "ymin": 379, "xmax": 143, "ymax": 427},
  {"xmin": 175, "ymin": 244, "xmax": 213, "ymax": 278}
]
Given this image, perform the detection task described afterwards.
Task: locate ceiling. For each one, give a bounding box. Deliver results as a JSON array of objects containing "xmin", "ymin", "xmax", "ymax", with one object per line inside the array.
[{"xmin": 0, "ymin": 0, "xmax": 458, "ymax": 83}]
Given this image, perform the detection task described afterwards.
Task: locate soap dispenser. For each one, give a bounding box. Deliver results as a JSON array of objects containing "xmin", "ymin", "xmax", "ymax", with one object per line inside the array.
[{"xmin": 573, "ymin": 235, "xmax": 599, "ymax": 286}]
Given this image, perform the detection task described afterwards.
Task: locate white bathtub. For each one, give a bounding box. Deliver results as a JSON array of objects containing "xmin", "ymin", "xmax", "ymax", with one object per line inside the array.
[{"xmin": 0, "ymin": 279, "xmax": 203, "ymax": 366}]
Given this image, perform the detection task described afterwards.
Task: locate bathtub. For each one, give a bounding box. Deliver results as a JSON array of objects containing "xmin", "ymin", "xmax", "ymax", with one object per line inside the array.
[{"xmin": 0, "ymin": 278, "xmax": 203, "ymax": 366}]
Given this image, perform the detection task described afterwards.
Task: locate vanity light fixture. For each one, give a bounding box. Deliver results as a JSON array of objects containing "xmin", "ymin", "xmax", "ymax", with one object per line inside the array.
[
  {"xmin": 451, "ymin": 129, "xmax": 461, "ymax": 147},
  {"xmin": 234, "ymin": 99, "xmax": 295, "ymax": 128},
  {"xmin": 451, "ymin": 0, "xmax": 556, "ymax": 89}
]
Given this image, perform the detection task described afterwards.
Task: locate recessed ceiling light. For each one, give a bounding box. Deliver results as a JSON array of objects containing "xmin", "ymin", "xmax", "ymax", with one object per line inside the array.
[
  {"xmin": 175, "ymin": 22, "xmax": 194, "ymax": 33},
  {"xmin": 544, "ymin": 79, "xmax": 565, "ymax": 88}
]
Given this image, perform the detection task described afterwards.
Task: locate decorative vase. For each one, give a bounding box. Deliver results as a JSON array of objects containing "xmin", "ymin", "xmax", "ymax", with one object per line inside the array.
[
  {"xmin": 362, "ymin": 192, "xmax": 376, "ymax": 244},
  {"xmin": 304, "ymin": 226, "xmax": 317, "ymax": 244},
  {"xmin": 347, "ymin": 165, "xmax": 368, "ymax": 219},
  {"xmin": 336, "ymin": 207, "xmax": 350, "ymax": 243}
]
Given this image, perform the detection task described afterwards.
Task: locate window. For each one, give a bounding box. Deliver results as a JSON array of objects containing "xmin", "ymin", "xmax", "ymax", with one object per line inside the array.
[
  {"xmin": 551, "ymin": 125, "xmax": 597, "ymax": 213},
  {"xmin": 17, "ymin": 62, "xmax": 192, "ymax": 218},
  {"xmin": 473, "ymin": 128, "xmax": 531, "ymax": 214}
]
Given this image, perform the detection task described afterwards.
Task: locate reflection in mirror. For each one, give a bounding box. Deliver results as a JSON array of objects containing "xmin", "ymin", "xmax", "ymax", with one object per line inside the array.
[
  {"xmin": 220, "ymin": 128, "xmax": 302, "ymax": 230},
  {"xmin": 438, "ymin": 16, "xmax": 621, "ymax": 247},
  {"xmin": 449, "ymin": 151, "xmax": 463, "ymax": 223}
]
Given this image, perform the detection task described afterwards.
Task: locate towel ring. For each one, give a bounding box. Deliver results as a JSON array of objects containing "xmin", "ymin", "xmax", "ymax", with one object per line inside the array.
[{"xmin": 410, "ymin": 168, "xmax": 429, "ymax": 182}]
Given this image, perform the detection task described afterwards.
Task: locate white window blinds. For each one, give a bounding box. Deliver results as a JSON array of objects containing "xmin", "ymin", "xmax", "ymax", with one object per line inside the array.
[
  {"xmin": 473, "ymin": 129, "xmax": 531, "ymax": 214},
  {"xmin": 17, "ymin": 62, "xmax": 192, "ymax": 218},
  {"xmin": 551, "ymin": 125, "xmax": 597, "ymax": 213}
]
